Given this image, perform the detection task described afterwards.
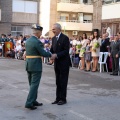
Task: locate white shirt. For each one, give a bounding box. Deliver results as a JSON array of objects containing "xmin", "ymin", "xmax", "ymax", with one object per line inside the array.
[
  {"xmin": 16, "ymin": 45, "xmax": 22, "ymax": 51},
  {"xmin": 72, "ymin": 39, "xmax": 77, "ymax": 45},
  {"xmin": 0, "ymin": 45, "xmax": 2, "ymax": 49},
  {"xmin": 56, "ymin": 32, "xmax": 61, "ymax": 40}
]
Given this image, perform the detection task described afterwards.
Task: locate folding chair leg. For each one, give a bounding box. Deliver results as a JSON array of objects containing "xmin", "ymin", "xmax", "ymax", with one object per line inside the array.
[{"xmin": 100, "ymin": 64, "xmax": 102, "ymax": 73}]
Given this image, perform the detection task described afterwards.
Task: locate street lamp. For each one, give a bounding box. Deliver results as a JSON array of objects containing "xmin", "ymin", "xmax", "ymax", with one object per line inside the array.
[{"xmin": 63, "ymin": 22, "xmax": 66, "ymax": 34}]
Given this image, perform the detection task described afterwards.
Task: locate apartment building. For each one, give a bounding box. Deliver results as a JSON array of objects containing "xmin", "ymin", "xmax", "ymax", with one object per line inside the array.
[
  {"xmin": 92, "ymin": 0, "xmax": 120, "ymax": 36},
  {"xmin": 0, "ymin": 0, "xmax": 39, "ymax": 36},
  {"xmin": 40, "ymin": 0, "xmax": 93, "ymax": 37},
  {"xmin": 101, "ymin": 0, "xmax": 120, "ymax": 35}
]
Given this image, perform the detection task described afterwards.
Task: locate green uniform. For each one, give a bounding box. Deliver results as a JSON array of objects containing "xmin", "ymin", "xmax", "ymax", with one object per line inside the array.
[{"xmin": 25, "ymin": 36, "xmax": 51, "ymax": 107}]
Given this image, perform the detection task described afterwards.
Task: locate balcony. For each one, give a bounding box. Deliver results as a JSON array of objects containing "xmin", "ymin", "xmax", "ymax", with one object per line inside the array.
[
  {"xmin": 12, "ymin": 12, "xmax": 37, "ymax": 23},
  {"xmin": 57, "ymin": 2, "xmax": 93, "ymax": 13},
  {"xmin": 57, "ymin": 20, "xmax": 92, "ymax": 31}
]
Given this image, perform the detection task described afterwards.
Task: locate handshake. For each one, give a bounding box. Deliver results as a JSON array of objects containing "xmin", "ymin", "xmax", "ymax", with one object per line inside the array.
[{"xmin": 50, "ymin": 53, "xmax": 57, "ymax": 60}]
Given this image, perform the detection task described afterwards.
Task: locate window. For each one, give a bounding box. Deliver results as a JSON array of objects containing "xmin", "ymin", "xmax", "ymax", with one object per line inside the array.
[
  {"xmin": 12, "ymin": 0, "xmax": 37, "ymax": 14},
  {"xmin": 71, "ymin": 14, "xmax": 77, "ymax": 21},
  {"xmin": 60, "ymin": 0, "xmax": 70, "ymax": 2},
  {"xmin": 11, "ymin": 26, "xmax": 23, "ymax": 36},
  {"xmin": 83, "ymin": 15, "xmax": 92, "ymax": 23},
  {"xmin": 11, "ymin": 26, "xmax": 32, "ymax": 36},
  {"xmin": 60, "ymin": 13, "xmax": 69, "ymax": 21},
  {"xmin": 25, "ymin": 1, "xmax": 37, "ymax": 14},
  {"xmin": 12, "ymin": 0, "xmax": 24, "ymax": 12},
  {"xmin": 103, "ymin": 0, "xmax": 120, "ymax": 4}
]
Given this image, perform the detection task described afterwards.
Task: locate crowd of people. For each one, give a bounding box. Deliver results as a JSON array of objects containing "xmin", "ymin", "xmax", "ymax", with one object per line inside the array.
[
  {"xmin": 0, "ymin": 31, "xmax": 120, "ymax": 75},
  {"xmin": 69, "ymin": 31, "xmax": 120, "ymax": 75},
  {"xmin": 0, "ymin": 34, "xmax": 52, "ymax": 61}
]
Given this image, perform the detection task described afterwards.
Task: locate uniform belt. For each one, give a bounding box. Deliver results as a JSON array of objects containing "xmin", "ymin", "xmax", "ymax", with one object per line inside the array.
[{"xmin": 26, "ymin": 56, "xmax": 41, "ymax": 58}]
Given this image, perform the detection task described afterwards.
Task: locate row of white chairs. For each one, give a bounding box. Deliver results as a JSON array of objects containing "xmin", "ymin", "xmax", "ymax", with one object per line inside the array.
[{"xmin": 77, "ymin": 52, "xmax": 109, "ymax": 73}]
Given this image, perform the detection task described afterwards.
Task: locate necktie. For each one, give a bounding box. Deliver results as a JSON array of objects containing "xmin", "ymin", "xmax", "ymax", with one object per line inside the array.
[
  {"xmin": 56, "ymin": 36, "xmax": 58, "ymax": 41},
  {"xmin": 102, "ymin": 40, "xmax": 104, "ymax": 44}
]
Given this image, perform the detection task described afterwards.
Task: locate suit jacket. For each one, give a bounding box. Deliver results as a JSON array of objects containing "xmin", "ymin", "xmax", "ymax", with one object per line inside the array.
[
  {"xmin": 110, "ymin": 40, "xmax": 120, "ymax": 57},
  {"xmin": 100, "ymin": 38, "xmax": 110, "ymax": 52},
  {"xmin": 25, "ymin": 36, "xmax": 51, "ymax": 72},
  {"xmin": 50, "ymin": 33, "xmax": 71, "ymax": 69}
]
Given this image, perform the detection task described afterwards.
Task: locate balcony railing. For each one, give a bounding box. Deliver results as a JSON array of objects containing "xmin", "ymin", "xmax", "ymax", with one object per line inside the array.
[
  {"xmin": 58, "ymin": 19, "xmax": 92, "ymax": 23},
  {"xmin": 102, "ymin": 0, "xmax": 120, "ymax": 5},
  {"xmin": 57, "ymin": 0, "xmax": 93, "ymax": 5},
  {"xmin": 58, "ymin": 20, "xmax": 93, "ymax": 31}
]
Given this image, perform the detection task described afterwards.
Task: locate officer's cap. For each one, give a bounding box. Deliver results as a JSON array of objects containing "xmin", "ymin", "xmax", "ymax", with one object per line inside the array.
[{"xmin": 31, "ymin": 24, "xmax": 43, "ymax": 31}]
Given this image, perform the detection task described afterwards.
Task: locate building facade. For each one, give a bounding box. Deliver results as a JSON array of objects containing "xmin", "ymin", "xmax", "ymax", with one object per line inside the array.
[
  {"xmin": 101, "ymin": 0, "xmax": 120, "ymax": 36},
  {"xmin": 93, "ymin": 0, "xmax": 120, "ymax": 36},
  {"xmin": 0, "ymin": 0, "xmax": 39, "ymax": 36},
  {"xmin": 40, "ymin": 0, "xmax": 93, "ymax": 37}
]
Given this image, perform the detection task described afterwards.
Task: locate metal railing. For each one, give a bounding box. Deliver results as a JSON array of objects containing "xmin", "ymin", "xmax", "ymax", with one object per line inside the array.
[
  {"xmin": 57, "ymin": 0, "xmax": 93, "ymax": 5},
  {"xmin": 58, "ymin": 19, "xmax": 92, "ymax": 23},
  {"xmin": 102, "ymin": 0, "xmax": 120, "ymax": 5}
]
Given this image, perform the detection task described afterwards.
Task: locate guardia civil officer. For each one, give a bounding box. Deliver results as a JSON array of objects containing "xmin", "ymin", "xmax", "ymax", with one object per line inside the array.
[{"xmin": 25, "ymin": 24, "xmax": 51, "ymax": 110}]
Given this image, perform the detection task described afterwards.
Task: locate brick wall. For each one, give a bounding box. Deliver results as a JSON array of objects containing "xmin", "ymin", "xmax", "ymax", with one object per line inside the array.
[{"xmin": 0, "ymin": 23, "xmax": 11, "ymax": 35}]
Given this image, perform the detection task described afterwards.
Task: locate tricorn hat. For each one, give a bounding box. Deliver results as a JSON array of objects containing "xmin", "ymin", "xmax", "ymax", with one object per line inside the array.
[{"xmin": 31, "ymin": 24, "xmax": 43, "ymax": 31}]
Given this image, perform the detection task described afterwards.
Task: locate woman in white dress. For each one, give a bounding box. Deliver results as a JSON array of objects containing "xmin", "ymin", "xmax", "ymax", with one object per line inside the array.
[
  {"xmin": 79, "ymin": 33, "xmax": 88, "ymax": 70},
  {"xmin": 90, "ymin": 31, "xmax": 101, "ymax": 72}
]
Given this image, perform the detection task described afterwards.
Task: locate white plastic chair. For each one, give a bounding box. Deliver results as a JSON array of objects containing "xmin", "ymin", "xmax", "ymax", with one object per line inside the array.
[{"xmin": 98, "ymin": 52, "xmax": 109, "ymax": 73}]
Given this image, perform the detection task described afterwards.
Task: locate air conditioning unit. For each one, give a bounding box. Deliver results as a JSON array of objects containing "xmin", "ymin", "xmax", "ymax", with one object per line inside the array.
[{"xmin": 72, "ymin": 31, "xmax": 78, "ymax": 35}]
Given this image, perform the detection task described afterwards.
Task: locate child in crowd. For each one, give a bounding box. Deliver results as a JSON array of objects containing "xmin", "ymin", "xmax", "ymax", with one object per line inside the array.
[
  {"xmin": 84, "ymin": 40, "xmax": 92, "ymax": 71},
  {"xmin": 44, "ymin": 44, "xmax": 50, "ymax": 63}
]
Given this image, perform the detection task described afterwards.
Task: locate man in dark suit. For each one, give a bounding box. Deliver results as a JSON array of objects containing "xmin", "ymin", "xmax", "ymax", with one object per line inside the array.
[
  {"xmin": 109, "ymin": 35, "xmax": 120, "ymax": 76},
  {"xmin": 50, "ymin": 23, "xmax": 71, "ymax": 105},
  {"xmin": 100, "ymin": 34, "xmax": 110, "ymax": 71},
  {"xmin": 25, "ymin": 24, "xmax": 52, "ymax": 110},
  {"xmin": 100, "ymin": 33, "xmax": 110, "ymax": 52}
]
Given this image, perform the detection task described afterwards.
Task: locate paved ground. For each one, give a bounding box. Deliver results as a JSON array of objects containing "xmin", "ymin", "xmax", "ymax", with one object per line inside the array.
[{"xmin": 0, "ymin": 58, "xmax": 120, "ymax": 120}]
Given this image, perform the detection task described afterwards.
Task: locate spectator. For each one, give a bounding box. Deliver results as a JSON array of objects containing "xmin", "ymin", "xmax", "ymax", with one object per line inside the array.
[
  {"xmin": 90, "ymin": 30, "xmax": 101, "ymax": 72},
  {"xmin": 84, "ymin": 39, "xmax": 91, "ymax": 71},
  {"xmin": 44, "ymin": 44, "xmax": 50, "ymax": 63},
  {"xmin": 6, "ymin": 48, "xmax": 15, "ymax": 58},
  {"xmin": 109, "ymin": 34, "xmax": 120, "ymax": 76},
  {"xmin": 79, "ymin": 33, "xmax": 88, "ymax": 70},
  {"xmin": 44, "ymin": 37, "xmax": 50, "ymax": 44},
  {"xmin": 40, "ymin": 36, "xmax": 45, "ymax": 44},
  {"xmin": 100, "ymin": 33, "xmax": 110, "ymax": 52}
]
